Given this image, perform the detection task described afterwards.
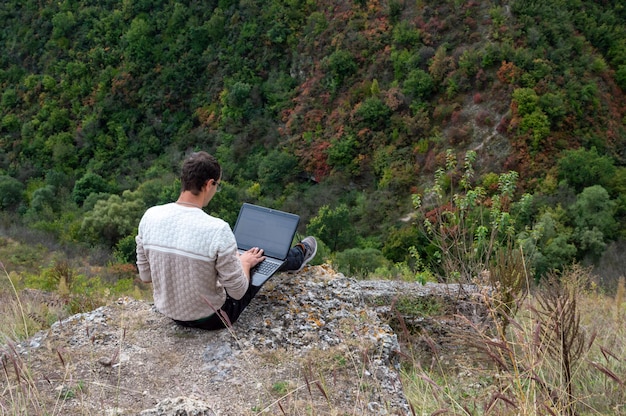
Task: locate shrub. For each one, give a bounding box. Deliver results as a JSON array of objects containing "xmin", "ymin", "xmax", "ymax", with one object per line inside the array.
[
  {"xmin": 413, "ymin": 150, "xmax": 521, "ymax": 283},
  {"xmin": 512, "ymin": 87, "xmax": 539, "ymax": 116},
  {"xmin": 557, "ymin": 146, "xmax": 616, "ymax": 193},
  {"xmin": 327, "ymin": 135, "xmax": 358, "ymax": 172},
  {"xmin": 353, "ymin": 97, "xmax": 391, "ymax": 130},
  {"xmin": 334, "ymin": 247, "xmax": 388, "ymax": 279},
  {"xmin": 114, "ymin": 234, "xmax": 138, "ymax": 264},
  {"xmin": 616, "ymin": 64, "xmax": 626, "ymax": 91},
  {"xmin": 73, "ymin": 172, "xmax": 110, "ymax": 206},
  {"xmin": 402, "ymin": 69, "xmax": 434, "ymax": 101},
  {"xmin": 80, "ymin": 190, "xmax": 145, "ymax": 247},
  {"xmin": 307, "ymin": 204, "xmax": 354, "ymax": 252},
  {"xmin": 392, "ymin": 20, "xmax": 421, "ymax": 48},
  {"xmin": 327, "ymin": 49, "xmax": 357, "ymax": 89},
  {"xmin": 257, "ymin": 150, "xmax": 299, "ymax": 194},
  {"xmin": 570, "ymin": 185, "xmax": 617, "ymax": 259},
  {"xmin": 519, "ymin": 109, "xmax": 550, "ymax": 150},
  {"xmin": 0, "ymin": 175, "xmax": 24, "ymax": 210}
]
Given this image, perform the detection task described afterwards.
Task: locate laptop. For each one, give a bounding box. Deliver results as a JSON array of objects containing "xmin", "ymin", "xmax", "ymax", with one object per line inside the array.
[{"xmin": 233, "ymin": 203, "xmax": 300, "ymax": 287}]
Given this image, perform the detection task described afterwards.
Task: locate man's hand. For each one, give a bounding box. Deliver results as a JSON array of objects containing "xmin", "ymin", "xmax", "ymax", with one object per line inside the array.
[{"xmin": 239, "ymin": 247, "xmax": 266, "ymax": 280}]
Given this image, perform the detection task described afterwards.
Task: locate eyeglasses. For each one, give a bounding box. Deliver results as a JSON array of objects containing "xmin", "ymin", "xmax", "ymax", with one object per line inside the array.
[{"xmin": 215, "ymin": 180, "xmax": 222, "ymax": 192}]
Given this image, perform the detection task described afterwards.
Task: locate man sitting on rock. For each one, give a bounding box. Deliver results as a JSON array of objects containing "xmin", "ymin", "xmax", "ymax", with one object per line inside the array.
[{"xmin": 135, "ymin": 151, "xmax": 317, "ymax": 330}]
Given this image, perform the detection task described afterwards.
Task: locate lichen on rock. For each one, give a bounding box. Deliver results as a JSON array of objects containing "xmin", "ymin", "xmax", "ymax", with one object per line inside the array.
[{"xmin": 5, "ymin": 266, "xmax": 414, "ymax": 415}]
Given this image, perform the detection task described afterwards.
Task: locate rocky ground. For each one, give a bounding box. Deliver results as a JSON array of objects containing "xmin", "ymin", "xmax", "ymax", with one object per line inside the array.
[{"xmin": 2, "ymin": 266, "xmax": 486, "ymax": 415}]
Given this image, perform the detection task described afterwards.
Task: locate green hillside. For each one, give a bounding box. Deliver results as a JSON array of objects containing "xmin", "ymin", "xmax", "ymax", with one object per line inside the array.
[{"xmin": 1, "ymin": 0, "xmax": 625, "ymax": 283}]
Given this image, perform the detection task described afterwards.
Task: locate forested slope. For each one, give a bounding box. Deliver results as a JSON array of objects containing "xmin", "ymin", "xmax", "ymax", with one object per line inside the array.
[{"xmin": 1, "ymin": 0, "xmax": 625, "ymax": 282}]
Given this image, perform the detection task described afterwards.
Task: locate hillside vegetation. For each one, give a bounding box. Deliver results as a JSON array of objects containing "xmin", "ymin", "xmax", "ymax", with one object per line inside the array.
[{"xmin": 0, "ymin": 0, "xmax": 625, "ymax": 285}]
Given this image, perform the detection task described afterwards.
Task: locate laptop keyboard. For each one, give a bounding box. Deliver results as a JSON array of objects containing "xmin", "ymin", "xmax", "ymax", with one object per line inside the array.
[{"xmin": 254, "ymin": 260, "xmax": 281, "ymax": 275}]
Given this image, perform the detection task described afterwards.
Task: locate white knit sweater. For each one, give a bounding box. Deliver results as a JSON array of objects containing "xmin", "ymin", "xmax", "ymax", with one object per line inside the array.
[{"xmin": 136, "ymin": 203, "xmax": 249, "ymax": 321}]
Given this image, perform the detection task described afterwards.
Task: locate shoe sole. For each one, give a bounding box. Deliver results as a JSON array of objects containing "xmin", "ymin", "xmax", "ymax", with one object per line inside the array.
[{"xmin": 295, "ymin": 242, "xmax": 317, "ymax": 273}]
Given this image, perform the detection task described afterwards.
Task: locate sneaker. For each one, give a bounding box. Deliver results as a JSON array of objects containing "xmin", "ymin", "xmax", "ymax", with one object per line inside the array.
[{"xmin": 295, "ymin": 236, "xmax": 317, "ymax": 272}]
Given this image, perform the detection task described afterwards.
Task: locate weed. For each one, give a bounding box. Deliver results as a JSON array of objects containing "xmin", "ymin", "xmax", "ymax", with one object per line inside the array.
[
  {"xmin": 393, "ymin": 295, "xmax": 442, "ymax": 316},
  {"xmin": 272, "ymin": 381, "xmax": 290, "ymax": 395},
  {"xmin": 399, "ymin": 264, "xmax": 625, "ymax": 415}
]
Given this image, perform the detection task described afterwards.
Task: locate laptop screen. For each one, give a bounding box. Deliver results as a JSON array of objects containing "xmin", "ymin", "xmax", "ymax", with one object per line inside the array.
[{"xmin": 233, "ymin": 203, "xmax": 300, "ymax": 259}]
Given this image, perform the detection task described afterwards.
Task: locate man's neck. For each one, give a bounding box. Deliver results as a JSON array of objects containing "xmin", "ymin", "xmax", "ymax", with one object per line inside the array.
[{"xmin": 176, "ymin": 191, "xmax": 204, "ymax": 209}]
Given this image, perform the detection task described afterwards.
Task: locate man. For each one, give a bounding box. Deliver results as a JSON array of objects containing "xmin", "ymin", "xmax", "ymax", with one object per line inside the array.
[{"xmin": 136, "ymin": 151, "xmax": 317, "ymax": 330}]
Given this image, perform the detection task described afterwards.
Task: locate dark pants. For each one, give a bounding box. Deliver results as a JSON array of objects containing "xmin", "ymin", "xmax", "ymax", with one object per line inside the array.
[{"xmin": 174, "ymin": 245, "xmax": 304, "ymax": 330}]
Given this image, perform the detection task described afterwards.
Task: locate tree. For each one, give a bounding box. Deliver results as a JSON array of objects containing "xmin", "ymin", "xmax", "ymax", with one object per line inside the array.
[
  {"xmin": 257, "ymin": 150, "xmax": 299, "ymax": 195},
  {"xmin": 519, "ymin": 109, "xmax": 550, "ymax": 150},
  {"xmin": 569, "ymin": 185, "xmax": 617, "ymax": 258},
  {"xmin": 402, "ymin": 69, "xmax": 434, "ymax": 101},
  {"xmin": 616, "ymin": 64, "xmax": 626, "ymax": 91},
  {"xmin": 557, "ymin": 147, "xmax": 616, "ymax": 193},
  {"xmin": 327, "ymin": 134, "xmax": 358, "ymax": 172},
  {"xmin": 29, "ymin": 185, "xmax": 58, "ymax": 216},
  {"xmin": 327, "ymin": 49, "xmax": 357, "ymax": 91},
  {"xmin": 0, "ymin": 175, "xmax": 24, "ymax": 210},
  {"xmin": 334, "ymin": 247, "xmax": 388, "ymax": 278},
  {"xmin": 392, "ymin": 20, "xmax": 421, "ymax": 49},
  {"xmin": 80, "ymin": 190, "xmax": 145, "ymax": 247},
  {"xmin": 512, "ymin": 87, "xmax": 539, "ymax": 116},
  {"xmin": 123, "ymin": 17, "xmax": 155, "ymax": 73},
  {"xmin": 353, "ymin": 97, "xmax": 391, "ymax": 130},
  {"xmin": 307, "ymin": 204, "xmax": 354, "ymax": 252},
  {"xmin": 73, "ymin": 172, "xmax": 110, "ymax": 206},
  {"xmin": 220, "ymin": 80, "xmax": 253, "ymax": 122},
  {"xmin": 517, "ymin": 208, "xmax": 577, "ymax": 278}
]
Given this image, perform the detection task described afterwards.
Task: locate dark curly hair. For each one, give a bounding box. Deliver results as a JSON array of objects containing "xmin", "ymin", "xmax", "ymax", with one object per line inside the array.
[{"xmin": 180, "ymin": 151, "xmax": 221, "ymax": 195}]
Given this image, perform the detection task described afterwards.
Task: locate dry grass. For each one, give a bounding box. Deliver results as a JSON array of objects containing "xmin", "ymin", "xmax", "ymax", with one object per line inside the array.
[
  {"xmin": 1, "ymin": 262, "xmax": 406, "ymax": 415},
  {"xmin": 399, "ymin": 267, "xmax": 626, "ymax": 415},
  {"xmin": 2, "ymin": 254, "xmax": 625, "ymax": 415}
]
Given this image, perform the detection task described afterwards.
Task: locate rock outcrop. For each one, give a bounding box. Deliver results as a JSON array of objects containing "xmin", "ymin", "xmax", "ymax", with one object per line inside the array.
[{"xmin": 2, "ymin": 266, "xmax": 484, "ymax": 415}]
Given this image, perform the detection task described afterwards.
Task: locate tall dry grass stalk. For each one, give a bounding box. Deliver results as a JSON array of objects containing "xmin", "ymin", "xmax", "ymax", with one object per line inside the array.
[
  {"xmin": 615, "ymin": 276, "xmax": 625, "ymax": 323},
  {"xmin": 530, "ymin": 265, "xmax": 590, "ymax": 416},
  {"xmin": 400, "ymin": 264, "xmax": 625, "ymax": 415},
  {"xmin": 1, "ymin": 262, "xmax": 29, "ymax": 342}
]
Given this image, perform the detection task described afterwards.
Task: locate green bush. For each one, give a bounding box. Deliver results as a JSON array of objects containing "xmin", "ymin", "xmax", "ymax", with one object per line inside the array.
[
  {"xmin": 570, "ymin": 185, "xmax": 617, "ymax": 258},
  {"xmin": 80, "ymin": 190, "xmax": 145, "ymax": 247},
  {"xmin": 327, "ymin": 49, "xmax": 357, "ymax": 89},
  {"xmin": 519, "ymin": 109, "xmax": 550, "ymax": 150},
  {"xmin": 512, "ymin": 87, "xmax": 539, "ymax": 116},
  {"xmin": 334, "ymin": 247, "xmax": 388, "ymax": 279},
  {"xmin": 257, "ymin": 150, "xmax": 299, "ymax": 194},
  {"xmin": 413, "ymin": 150, "xmax": 521, "ymax": 282},
  {"xmin": 353, "ymin": 97, "xmax": 391, "ymax": 130},
  {"xmin": 616, "ymin": 64, "xmax": 626, "ymax": 91},
  {"xmin": 392, "ymin": 20, "xmax": 421, "ymax": 48},
  {"xmin": 327, "ymin": 135, "xmax": 358, "ymax": 171},
  {"xmin": 557, "ymin": 147, "xmax": 616, "ymax": 193},
  {"xmin": 0, "ymin": 175, "xmax": 24, "ymax": 210},
  {"xmin": 517, "ymin": 208, "xmax": 577, "ymax": 278},
  {"xmin": 73, "ymin": 172, "xmax": 110, "ymax": 206},
  {"xmin": 114, "ymin": 234, "xmax": 138, "ymax": 264},
  {"xmin": 307, "ymin": 204, "xmax": 354, "ymax": 252},
  {"xmin": 402, "ymin": 69, "xmax": 434, "ymax": 101}
]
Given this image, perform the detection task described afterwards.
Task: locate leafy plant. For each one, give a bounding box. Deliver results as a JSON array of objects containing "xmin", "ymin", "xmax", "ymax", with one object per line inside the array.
[
  {"xmin": 334, "ymin": 247, "xmax": 388, "ymax": 279},
  {"xmin": 353, "ymin": 97, "xmax": 391, "ymax": 130},
  {"xmin": 413, "ymin": 150, "xmax": 519, "ymax": 283},
  {"xmin": 0, "ymin": 175, "xmax": 24, "ymax": 210},
  {"xmin": 80, "ymin": 190, "xmax": 146, "ymax": 247},
  {"xmin": 72, "ymin": 172, "xmax": 111, "ymax": 206},
  {"xmin": 307, "ymin": 204, "xmax": 354, "ymax": 252},
  {"xmin": 326, "ymin": 49, "xmax": 357, "ymax": 91},
  {"xmin": 557, "ymin": 146, "xmax": 616, "ymax": 193}
]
